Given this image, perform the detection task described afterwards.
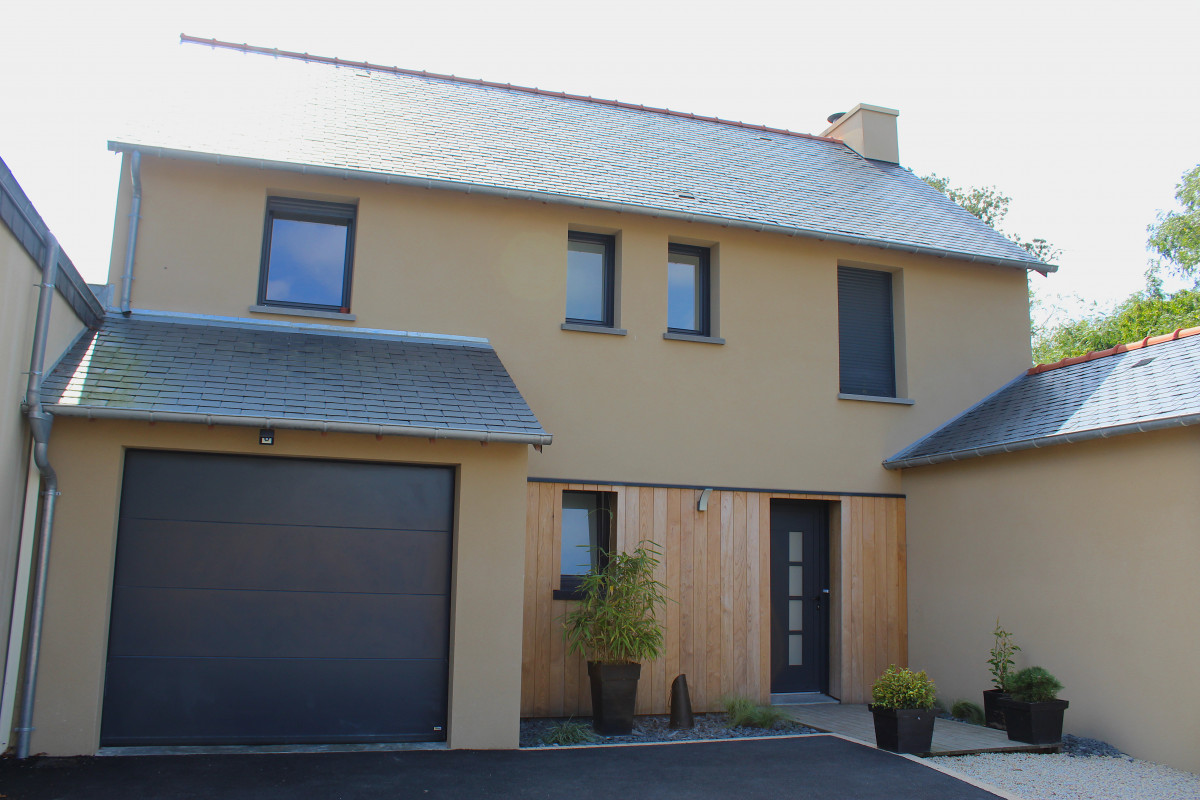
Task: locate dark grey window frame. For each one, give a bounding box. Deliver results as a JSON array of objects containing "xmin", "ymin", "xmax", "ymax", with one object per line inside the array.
[
  {"xmin": 554, "ymin": 490, "xmax": 615, "ymax": 600},
  {"xmin": 565, "ymin": 231, "xmax": 616, "ymax": 328},
  {"xmin": 837, "ymin": 266, "xmax": 897, "ymax": 398},
  {"xmin": 667, "ymin": 243, "xmax": 712, "ymax": 337},
  {"xmin": 258, "ymin": 197, "xmax": 357, "ymax": 312}
]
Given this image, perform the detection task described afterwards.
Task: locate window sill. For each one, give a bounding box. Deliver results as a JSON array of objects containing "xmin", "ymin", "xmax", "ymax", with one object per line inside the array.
[
  {"xmin": 249, "ymin": 305, "xmax": 357, "ymax": 322},
  {"xmin": 838, "ymin": 393, "xmax": 914, "ymax": 406},
  {"xmin": 663, "ymin": 332, "xmax": 725, "ymax": 345},
  {"xmin": 561, "ymin": 322, "xmax": 627, "ymax": 336}
]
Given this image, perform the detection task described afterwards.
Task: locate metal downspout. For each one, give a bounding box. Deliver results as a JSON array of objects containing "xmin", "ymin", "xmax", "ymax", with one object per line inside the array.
[
  {"xmin": 119, "ymin": 150, "xmax": 141, "ymax": 315},
  {"xmin": 15, "ymin": 235, "xmax": 60, "ymax": 759}
]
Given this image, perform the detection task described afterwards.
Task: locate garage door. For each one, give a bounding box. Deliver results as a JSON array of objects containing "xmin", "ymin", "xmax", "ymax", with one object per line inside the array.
[{"xmin": 100, "ymin": 450, "xmax": 454, "ymax": 746}]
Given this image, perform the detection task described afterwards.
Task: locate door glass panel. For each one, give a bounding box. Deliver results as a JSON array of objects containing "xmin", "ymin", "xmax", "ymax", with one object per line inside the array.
[
  {"xmin": 789, "ymin": 566, "xmax": 803, "ymax": 597},
  {"xmin": 789, "ymin": 531, "xmax": 804, "ymax": 562},
  {"xmin": 789, "ymin": 634, "xmax": 803, "ymax": 665},
  {"xmin": 789, "ymin": 599, "xmax": 803, "ymax": 631}
]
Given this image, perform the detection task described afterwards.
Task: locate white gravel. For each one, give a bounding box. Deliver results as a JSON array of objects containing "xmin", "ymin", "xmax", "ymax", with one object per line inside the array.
[{"xmin": 927, "ymin": 753, "xmax": 1200, "ymax": 800}]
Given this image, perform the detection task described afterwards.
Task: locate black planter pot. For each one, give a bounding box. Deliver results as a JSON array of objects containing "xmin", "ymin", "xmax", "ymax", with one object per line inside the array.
[
  {"xmin": 588, "ymin": 662, "xmax": 642, "ymax": 735},
  {"xmin": 1001, "ymin": 698, "xmax": 1068, "ymax": 744},
  {"xmin": 982, "ymin": 688, "xmax": 1011, "ymax": 730},
  {"xmin": 868, "ymin": 705, "xmax": 936, "ymax": 754}
]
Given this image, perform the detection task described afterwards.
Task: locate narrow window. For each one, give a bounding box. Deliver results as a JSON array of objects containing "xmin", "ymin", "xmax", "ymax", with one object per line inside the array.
[
  {"xmin": 566, "ymin": 232, "xmax": 615, "ymax": 327},
  {"xmin": 837, "ymin": 266, "xmax": 896, "ymax": 397},
  {"xmin": 259, "ymin": 197, "xmax": 356, "ymax": 311},
  {"xmin": 667, "ymin": 244, "xmax": 710, "ymax": 335},
  {"xmin": 559, "ymin": 490, "xmax": 614, "ymax": 596}
]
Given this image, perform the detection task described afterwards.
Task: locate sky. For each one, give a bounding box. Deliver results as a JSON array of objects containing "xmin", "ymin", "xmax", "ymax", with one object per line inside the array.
[{"xmin": 3, "ymin": 0, "xmax": 1198, "ymax": 321}]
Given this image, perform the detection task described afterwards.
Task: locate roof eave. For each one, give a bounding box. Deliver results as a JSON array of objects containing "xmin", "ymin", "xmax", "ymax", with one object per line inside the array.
[
  {"xmin": 47, "ymin": 404, "xmax": 553, "ymax": 447},
  {"xmin": 883, "ymin": 413, "xmax": 1200, "ymax": 470},
  {"xmin": 108, "ymin": 141, "xmax": 1055, "ymax": 273}
]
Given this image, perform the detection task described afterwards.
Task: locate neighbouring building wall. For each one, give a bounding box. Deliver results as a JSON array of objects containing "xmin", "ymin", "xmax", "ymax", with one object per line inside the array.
[
  {"xmin": 30, "ymin": 418, "xmax": 530, "ymax": 755},
  {"xmin": 522, "ymin": 483, "xmax": 906, "ymax": 715},
  {"xmin": 904, "ymin": 426, "xmax": 1200, "ymax": 774},
  {"xmin": 109, "ymin": 156, "xmax": 1032, "ymax": 495}
]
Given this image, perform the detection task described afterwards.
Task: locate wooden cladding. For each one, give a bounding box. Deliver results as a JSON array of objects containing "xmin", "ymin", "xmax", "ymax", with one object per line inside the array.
[{"xmin": 521, "ymin": 483, "xmax": 906, "ymax": 718}]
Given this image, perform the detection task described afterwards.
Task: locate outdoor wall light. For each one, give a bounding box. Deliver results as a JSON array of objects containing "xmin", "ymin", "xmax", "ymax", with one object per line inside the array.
[{"xmin": 697, "ymin": 488, "xmax": 713, "ymax": 512}]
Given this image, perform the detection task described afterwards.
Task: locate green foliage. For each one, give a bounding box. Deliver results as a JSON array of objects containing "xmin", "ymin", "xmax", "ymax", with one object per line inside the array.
[
  {"xmin": 1032, "ymin": 286, "xmax": 1200, "ymax": 363},
  {"xmin": 722, "ymin": 695, "xmax": 793, "ymax": 729},
  {"xmin": 562, "ymin": 541, "xmax": 669, "ymax": 664},
  {"xmin": 951, "ymin": 700, "xmax": 985, "ymax": 725},
  {"xmin": 987, "ymin": 619, "xmax": 1022, "ymax": 692},
  {"xmin": 921, "ymin": 173, "xmax": 1060, "ymax": 265},
  {"xmin": 1147, "ymin": 164, "xmax": 1200, "ymax": 279},
  {"xmin": 540, "ymin": 719, "xmax": 598, "ymax": 745},
  {"xmin": 870, "ymin": 665, "xmax": 937, "ymax": 710},
  {"xmin": 1008, "ymin": 666, "xmax": 1063, "ymax": 703}
]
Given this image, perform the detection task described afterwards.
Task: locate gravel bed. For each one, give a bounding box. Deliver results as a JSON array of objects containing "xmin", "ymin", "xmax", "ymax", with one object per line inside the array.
[
  {"xmin": 928, "ymin": 751, "xmax": 1200, "ymax": 800},
  {"xmin": 521, "ymin": 713, "xmax": 820, "ymax": 747}
]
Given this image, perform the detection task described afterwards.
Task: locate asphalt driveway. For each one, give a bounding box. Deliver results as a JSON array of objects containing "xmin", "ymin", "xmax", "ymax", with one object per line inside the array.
[{"xmin": 0, "ymin": 735, "xmax": 1003, "ymax": 799}]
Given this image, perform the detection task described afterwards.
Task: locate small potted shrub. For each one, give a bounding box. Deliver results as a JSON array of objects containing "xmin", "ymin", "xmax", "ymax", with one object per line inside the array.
[
  {"xmin": 984, "ymin": 619, "xmax": 1021, "ymax": 729},
  {"xmin": 562, "ymin": 542, "xmax": 669, "ymax": 735},
  {"xmin": 869, "ymin": 665, "xmax": 938, "ymax": 754},
  {"xmin": 1001, "ymin": 666, "xmax": 1068, "ymax": 744}
]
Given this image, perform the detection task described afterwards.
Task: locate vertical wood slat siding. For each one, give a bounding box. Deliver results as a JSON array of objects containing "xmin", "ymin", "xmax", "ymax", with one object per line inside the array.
[{"xmin": 521, "ymin": 484, "xmax": 907, "ymax": 716}]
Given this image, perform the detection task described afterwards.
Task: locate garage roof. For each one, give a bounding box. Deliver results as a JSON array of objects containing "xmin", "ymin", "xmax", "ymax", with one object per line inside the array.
[
  {"xmin": 41, "ymin": 312, "xmax": 552, "ymax": 445},
  {"xmin": 108, "ymin": 37, "xmax": 1049, "ymax": 273},
  {"xmin": 885, "ymin": 327, "xmax": 1200, "ymax": 469}
]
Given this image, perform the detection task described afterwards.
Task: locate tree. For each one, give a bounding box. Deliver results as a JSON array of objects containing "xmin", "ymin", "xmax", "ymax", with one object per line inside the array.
[
  {"xmin": 922, "ymin": 173, "xmax": 1061, "ymax": 264},
  {"xmin": 1146, "ymin": 164, "xmax": 1200, "ymax": 280}
]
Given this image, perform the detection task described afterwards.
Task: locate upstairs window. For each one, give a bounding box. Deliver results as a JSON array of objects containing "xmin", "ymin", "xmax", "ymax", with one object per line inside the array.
[
  {"xmin": 838, "ymin": 266, "xmax": 896, "ymax": 397},
  {"xmin": 259, "ymin": 197, "xmax": 356, "ymax": 312},
  {"xmin": 566, "ymin": 232, "xmax": 615, "ymax": 327},
  {"xmin": 667, "ymin": 244, "xmax": 711, "ymax": 336},
  {"xmin": 559, "ymin": 490, "xmax": 614, "ymax": 596}
]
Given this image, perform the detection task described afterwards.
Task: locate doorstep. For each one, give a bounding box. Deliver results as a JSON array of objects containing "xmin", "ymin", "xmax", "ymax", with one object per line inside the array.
[{"xmin": 778, "ymin": 703, "xmax": 1058, "ymax": 756}]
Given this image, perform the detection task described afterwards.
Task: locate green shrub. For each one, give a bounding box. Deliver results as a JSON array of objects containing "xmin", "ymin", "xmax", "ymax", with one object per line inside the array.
[
  {"xmin": 951, "ymin": 700, "xmax": 985, "ymax": 725},
  {"xmin": 723, "ymin": 695, "xmax": 793, "ymax": 729},
  {"xmin": 987, "ymin": 619, "xmax": 1022, "ymax": 692},
  {"xmin": 540, "ymin": 719, "xmax": 598, "ymax": 745},
  {"xmin": 1007, "ymin": 666, "xmax": 1063, "ymax": 703},
  {"xmin": 870, "ymin": 665, "xmax": 937, "ymax": 710},
  {"xmin": 562, "ymin": 542, "xmax": 670, "ymax": 664}
]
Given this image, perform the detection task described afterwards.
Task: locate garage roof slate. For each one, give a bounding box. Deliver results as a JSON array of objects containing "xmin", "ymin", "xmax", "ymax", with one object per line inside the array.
[
  {"xmin": 885, "ymin": 329, "xmax": 1200, "ymax": 468},
  {"xmin": 108, "ymin": 37, "xmax": 1048, "ymax": 272},
  {"xmin": 41, "ymin": 313, "xmax": 551, "ymax": 445}
]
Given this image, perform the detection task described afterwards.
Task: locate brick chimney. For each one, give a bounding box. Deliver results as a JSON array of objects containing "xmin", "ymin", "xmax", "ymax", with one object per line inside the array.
[{"xmin": 820, "ymin": 104, "xmax": 900, "ymax": 163}]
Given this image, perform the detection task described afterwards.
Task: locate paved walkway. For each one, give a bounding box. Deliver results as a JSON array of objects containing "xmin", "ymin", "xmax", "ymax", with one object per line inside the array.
[
  {"xmin": 780, "ymin": 703, "xmax": 1054, "ymax": 756},
  {"xmin": 0, "ymin": 736, "xmax": 1006, "ymax": 799}
]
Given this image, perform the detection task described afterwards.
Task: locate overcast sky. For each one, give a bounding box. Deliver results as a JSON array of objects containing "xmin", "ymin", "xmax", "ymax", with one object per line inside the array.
[{"xmin": 4, "ymin": 0, "xmax": 1197, "ymax": 317}]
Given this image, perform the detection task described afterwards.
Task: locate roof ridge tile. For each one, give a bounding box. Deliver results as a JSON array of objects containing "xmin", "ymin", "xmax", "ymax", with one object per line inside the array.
[{"xmin": 1028, "ymin": 326, "xmax": 1200, "ymax": 375}]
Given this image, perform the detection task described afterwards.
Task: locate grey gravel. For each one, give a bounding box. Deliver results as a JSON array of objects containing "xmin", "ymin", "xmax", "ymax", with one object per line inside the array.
[
  {"xmin": 1061, "ymin": 733, "xmax": 1127, "ymax": 758},
  {"xmin": 928, "ymin": 752, "xmax": 1200, "ymax": 800},
  {"xmin": 521, "ymin": 714, "xmax": 820, "ymax": 747}
]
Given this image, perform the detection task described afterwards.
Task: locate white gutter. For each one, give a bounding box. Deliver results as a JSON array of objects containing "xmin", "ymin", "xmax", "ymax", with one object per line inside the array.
[
  {"xmin": 46, "ymin": 405, "xmax": 553, "ymax": 447},
  {"xmin": 108, "ymin": 142, "xmax": 1056, "ymax": 275},
  {"xmin": 883, "ymin": 413, "xmax": 1200, "ymax": 470}
]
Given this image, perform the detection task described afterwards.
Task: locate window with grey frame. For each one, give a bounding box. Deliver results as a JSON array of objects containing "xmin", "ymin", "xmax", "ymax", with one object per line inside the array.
[
  {"xmin": 565, "ymin": 231, "xmax": 616, "ymax": 327},
  {"xmin": 258, "ymin": 197, "xmax": 356, "ymax": 312},
  {"xmin": 837, "ymin": 266, "xmax": 896, "ymax": 397},
  {"xmin": 667, "ymin": 243, "xmax": 711, "ymax": 336},
  {"xmin": 556, "ymin": 490, "xmax": 614, "ymax": 598}
]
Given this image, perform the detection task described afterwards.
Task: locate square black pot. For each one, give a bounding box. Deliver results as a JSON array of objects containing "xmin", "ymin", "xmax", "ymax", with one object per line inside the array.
[
  {"xmin": 869, "ymin": 706, "xmax": 936, "ymax": 754},
  {"xmin": 587, "ymin": 662, "xmax": 642, "ymax": 735},
  {"xmin": 1001, "ymin": 698, "xmax": 1069, "ymax": 744},
  {"xmin": 982, "ymin": 689, "xmax": 1010, "ymax": 730}
]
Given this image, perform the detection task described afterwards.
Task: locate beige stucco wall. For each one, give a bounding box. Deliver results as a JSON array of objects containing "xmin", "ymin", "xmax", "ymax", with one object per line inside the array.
[
  {"xmin": 29, "ymin": 418, "xmax": 529, "ymax": 755},
  {"xmin": 904, "ymin": 427, "xmax": 1200, "ymax": 774},
  {"xmin": 109, "ymin": 154, "xmax": 1031, "ymax": 495},
  {"xmin": 0, "ymin": 224, "xmax": 86, "ymax": 696}
]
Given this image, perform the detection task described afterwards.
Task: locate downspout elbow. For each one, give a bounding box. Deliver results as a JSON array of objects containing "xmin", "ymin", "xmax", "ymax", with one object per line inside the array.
[{"xmin": 119, "ymin": 150, "xmax": 141, "ymax": 315}]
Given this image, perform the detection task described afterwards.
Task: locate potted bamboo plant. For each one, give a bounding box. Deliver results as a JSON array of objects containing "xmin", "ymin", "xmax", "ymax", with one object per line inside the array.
[
  {"xmin": 984, "ymin": 619, "xmax": 1021, "ymax": 729},
  {"xmin": 1001, "ymin": 666, "xmax": 1068, "ymax": 745},
  {"xmin": 562, "ymin": 541, "xmax": 669, "ymax": 735},
  {"xmin": 869, "ymin": 665, "xmax": 938, "ymax": 754}
]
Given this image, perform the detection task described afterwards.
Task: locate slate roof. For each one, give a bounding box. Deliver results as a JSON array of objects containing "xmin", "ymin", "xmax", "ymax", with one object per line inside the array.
[
  {"xmin": 41, "ymin": 313, "xmax": 551, "ymax": 445},
  {"xmin": 885, "ymin": 329, "xmax": 1200, "ymax": 468},
  {"xmin": 109, "ymin": 37, "xmax": 1047, "ymax": 272}
]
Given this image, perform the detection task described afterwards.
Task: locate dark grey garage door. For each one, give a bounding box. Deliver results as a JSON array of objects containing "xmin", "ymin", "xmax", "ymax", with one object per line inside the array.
[{"xmin": 101, "ymin": 450, "xmax": 454, "ymax": 746}]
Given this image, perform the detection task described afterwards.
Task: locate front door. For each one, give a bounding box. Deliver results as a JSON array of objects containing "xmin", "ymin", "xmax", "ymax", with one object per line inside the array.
[{"xmin": 770, "ymin": 500, "xmax": 829, "ymax": 693}]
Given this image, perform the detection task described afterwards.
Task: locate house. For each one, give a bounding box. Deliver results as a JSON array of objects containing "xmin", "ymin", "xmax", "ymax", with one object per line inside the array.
[
  {"xmin": 2, "ymin": 36, "xmax": 1052, "ymax": 757},
  {"xmin": 888, "ymin": 328, "xmax": 1200, "ymax": 773}
]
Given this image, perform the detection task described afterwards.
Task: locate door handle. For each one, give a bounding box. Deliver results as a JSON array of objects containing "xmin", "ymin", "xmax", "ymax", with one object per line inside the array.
[{"xmin": 815, "ymin": 588, "xmax": 829, "ymax": 610}]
